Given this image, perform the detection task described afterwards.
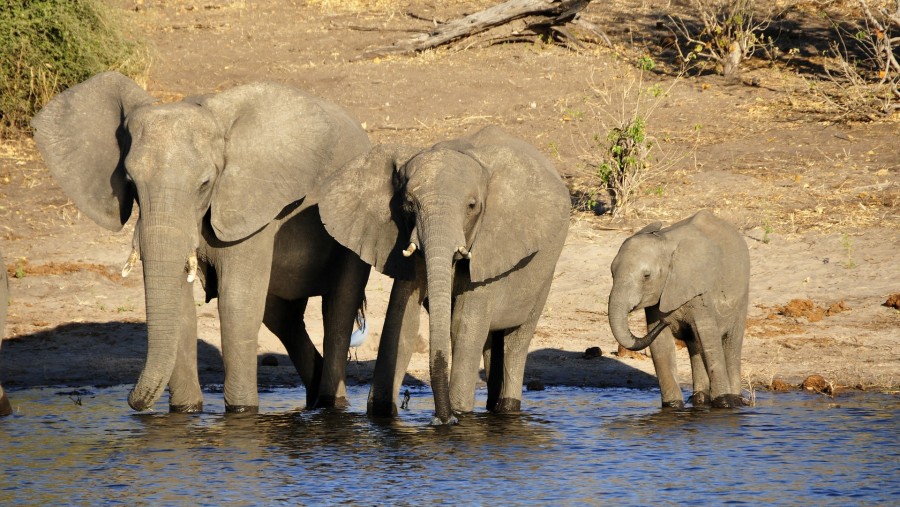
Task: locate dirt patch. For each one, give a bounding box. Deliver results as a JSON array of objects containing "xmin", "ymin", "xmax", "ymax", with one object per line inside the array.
[
  {"xmin": 885, "ymin": 293, "xmax": 900, "ymax": 310},
  {"xmin": 772, "ymin": 299, "xmax": 851, "ymax": 322},
  {"xmin": 6, "ymin": 260, "xmax": 123, "ymax": 282}
]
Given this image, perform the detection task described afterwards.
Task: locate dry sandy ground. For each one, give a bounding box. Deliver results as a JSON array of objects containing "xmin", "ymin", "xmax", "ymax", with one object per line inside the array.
[{"xmin": 0, "ymin": 1, "xmax": 897, "ymax": 411}]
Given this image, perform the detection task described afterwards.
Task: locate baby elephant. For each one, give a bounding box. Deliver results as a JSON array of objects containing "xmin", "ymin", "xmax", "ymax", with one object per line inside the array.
[{"xmin": 608, "ymin": 210, "xmax": 750, "ymax": 408}]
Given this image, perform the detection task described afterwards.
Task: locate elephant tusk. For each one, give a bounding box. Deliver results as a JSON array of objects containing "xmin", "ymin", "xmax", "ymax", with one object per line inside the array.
[
  {"xmin": 186, "ymin": 253, "xmax": 198, "ymax": 283},
  {"xmin": 121, "ymin": 248, "xmax": 139, "ymax": 278},
  {"xmin": 402, "ymin": 242, "xmax": 417, "ymax": 257},
  {"xmin": 457, "ymin": 246, "xmax": 472, "ymax": 260}
]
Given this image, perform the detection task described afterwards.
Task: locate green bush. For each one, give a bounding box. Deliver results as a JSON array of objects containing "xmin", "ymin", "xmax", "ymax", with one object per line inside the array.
[{"xmin": 0, "ymin": 0, "xmax": 150, "ymax": 137}]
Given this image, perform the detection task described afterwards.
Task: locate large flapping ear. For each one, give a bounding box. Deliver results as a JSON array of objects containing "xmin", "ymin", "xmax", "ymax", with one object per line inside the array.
[
  {"xmin": 659, "ymin": 238, "xmax": 721, "ymax": 313},
  {"xmin": 30, "ymin": 72, "xmax": 153, "ymax": 231},
  {"xmin": 462, "ymin": 128, "xmax": 570, "ymax": 283},
  {"xmin": 317, "ymin": 144, "xmax": 421, "ymax": 280},
  {"xmin": 200, "ymin": 82, "xmax": 370, "ymax": 242}
]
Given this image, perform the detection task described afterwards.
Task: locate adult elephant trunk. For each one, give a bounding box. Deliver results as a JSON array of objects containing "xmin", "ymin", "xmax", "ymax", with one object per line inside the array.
[
  {"xmin": 128, "ymin": 212, "xmax": 192, "ymax": 411},
  {"xmin": 608, "ymin": 285, "xmax": 668, "ymax": 351},
  {"xmin": 420, "ymin": 214, "xmax": 458, "ymax": 425}
]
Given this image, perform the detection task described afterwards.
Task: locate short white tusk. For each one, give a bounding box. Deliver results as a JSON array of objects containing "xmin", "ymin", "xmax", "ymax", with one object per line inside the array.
[
  {"xmin": 457, "ymin": 246, "xmax": 472, "ymax": 260},
  {"xmin": 186, "ymin": 253, "xmax": 198, "ymax": 283},
  {"xmin": 121, "ymin": 249, "xmax": 139, "ymax": 278},
  {"xmin": 402, "ymin": 242, "xmax": 417, "ymax": 257}
]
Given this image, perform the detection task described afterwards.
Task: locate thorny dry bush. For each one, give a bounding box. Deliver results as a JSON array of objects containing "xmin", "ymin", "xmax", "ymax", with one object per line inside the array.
[
  {"xmin": 817, "ymin": 0, "xmax": 900, "ymax": 118},
  {"xmin": 667, "ymin": 0, "xmax": 778, "ymax": 79}
]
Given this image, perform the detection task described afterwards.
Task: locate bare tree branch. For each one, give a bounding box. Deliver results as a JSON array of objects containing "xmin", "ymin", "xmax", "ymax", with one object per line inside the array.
[{"xmin": 358, "ymin": 0, "xmax": 593, "ymax": 59}]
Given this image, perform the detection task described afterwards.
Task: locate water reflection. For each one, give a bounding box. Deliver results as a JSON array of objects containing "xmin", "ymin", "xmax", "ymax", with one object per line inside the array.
[{"xmin": 1, "ymin": 386, "xmax": 897, "ymax": 506}]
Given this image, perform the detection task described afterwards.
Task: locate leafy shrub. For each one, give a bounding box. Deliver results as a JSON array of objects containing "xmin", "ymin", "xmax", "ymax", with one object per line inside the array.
[{"xmin": 0, "ymin": 0, "xmax": 150, "ymax": 137}]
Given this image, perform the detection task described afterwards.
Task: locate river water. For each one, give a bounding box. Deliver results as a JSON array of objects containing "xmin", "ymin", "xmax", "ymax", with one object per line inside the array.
[{"xmin": 1, "ymin": 385, "xmax": 897, "ymax": 506}]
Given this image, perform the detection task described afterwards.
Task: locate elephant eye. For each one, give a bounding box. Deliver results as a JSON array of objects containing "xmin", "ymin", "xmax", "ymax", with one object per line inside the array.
[
  {"xmin": 642, "ymin": 271, "xmax": 652, "ymax": 279},
  {"xmin": 467, "ymin": 198, "xmax": 477, "ymax": 211},
  {"xmin": 199, "ymin": 176, "xmax": 211, "ymax": 189}
]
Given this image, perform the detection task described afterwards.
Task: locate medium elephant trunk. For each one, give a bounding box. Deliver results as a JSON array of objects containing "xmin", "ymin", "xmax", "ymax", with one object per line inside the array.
[
  {"xmin": 421, "ymin": 214, "xmax": 458, "ymax": 425},
  {"xmin": 608, "ymin": 284, "xmax": 668, "ymax": 351},
  {"xmin": 128, "ymin": 212, "xmax": 192, "ymax": 411}
]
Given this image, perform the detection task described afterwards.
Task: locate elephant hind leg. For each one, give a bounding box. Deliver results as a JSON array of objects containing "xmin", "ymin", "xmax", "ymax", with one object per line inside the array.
[
  {"xmin": 264, "ymin": 296, "xmax": 322, "ymax": 408},
  {"xmin": 680, "ymin": 327, "xmax": 711, "ymax": 407},
  {"xmin": 484, "ymin": 330, "xmax": 505, "ymax": 412},
  {"xmin": 316, "ymin": 255, "xmax": 370, "ymax": 409}
]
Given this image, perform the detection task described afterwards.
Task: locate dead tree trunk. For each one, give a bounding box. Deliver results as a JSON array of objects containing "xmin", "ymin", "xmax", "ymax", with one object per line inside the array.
[{"xmin": 360, "ymin": 0, "xmax": 596, "ymax": 59}]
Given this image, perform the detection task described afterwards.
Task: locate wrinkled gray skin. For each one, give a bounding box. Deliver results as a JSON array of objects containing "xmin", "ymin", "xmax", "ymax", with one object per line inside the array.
[
  {"xmin": 316, "ymin": 126, "xmax": 570, "ymax": 424},
  {"xmin": 0, "ymin": 247, "xmax": 9, "ymax": 416},
  {"xmin": 608, "ymin": 210, "xmax": 750, "ymax": 409},
  {"xmin": 32, "ymin": 72, "xmax": 372, "ymax": 413}
]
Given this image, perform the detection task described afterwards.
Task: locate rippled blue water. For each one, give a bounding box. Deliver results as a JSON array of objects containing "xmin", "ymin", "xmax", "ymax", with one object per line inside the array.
[{"xmin": 1, "ymin": 385, "xmax": 897, "ymax": 506}]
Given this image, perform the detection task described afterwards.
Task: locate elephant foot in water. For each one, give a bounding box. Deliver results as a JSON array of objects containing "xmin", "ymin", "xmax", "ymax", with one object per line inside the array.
[
  {"xmin": 661, "ymin": 399, "xmax": 686, "ymax": 410},
  {"xmin": 310, "ymin": 395, "xmax": 350, "ymax": 410},
  {"xmin": 488, "ymin": 397, "xmax": 522, "ymax": 413},
  {"xmin": 367, "ymin": 400, "xmax": 398, "ymax": 418},
  {"xmin": 689, "ymin": 391, "xmax": 711, "ymax": 407},
  {"xmin": 712, "ymin": 393, "xmax": 746, "ymax": 408},
  {"xmin": 170, "ymin": 402, "xmax": 203, "ymax": 414},
  {"xmin": 225, "ymin": 404, "xmax": 259, "ymax": 414}
]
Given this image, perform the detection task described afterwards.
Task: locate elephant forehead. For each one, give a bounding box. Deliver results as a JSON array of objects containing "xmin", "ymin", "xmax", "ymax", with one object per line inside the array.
[
  {"xmin": 129, "ymin": 103, "xmax": 219, "ymax": 141},
  {"xmin": 405, "ymin": 150, "xmax": 482, "ymax": 187}
]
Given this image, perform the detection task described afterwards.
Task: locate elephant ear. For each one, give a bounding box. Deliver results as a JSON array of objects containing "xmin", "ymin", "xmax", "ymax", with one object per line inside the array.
[
  {"xmin": 201, "ymin": 83, "xmax": 369, "ymax": 242},
  {"xmin": 30, "ymin": 72, "xmax": 153, "ymax": 231},
  {"xmin": 316, "ymin": 144, "xmax": 421, "ymax": 280},
  {"xmin": 659, "ymin": 239, "xmax": 721, "ymax": 313},
  {"xmin": 465, "ymin": 141, "xmax": 570, "ymax": 283},
  {"xmin": 636, "ymin": 221, "xmax": 663, "ymax": 235}
]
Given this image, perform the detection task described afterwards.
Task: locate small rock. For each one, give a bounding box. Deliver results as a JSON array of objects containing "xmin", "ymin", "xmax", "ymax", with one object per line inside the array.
[
  {"xmin": 884, "ymin": 293, "xmax": 900, "ymax": 310},
  {"xmin": 770, "ymin": 379, "xmax": 792, "ymax": 391},
  {"xmin": 260, "ymin": 355, "xmax": 279, "ymax": 367},
  {"xmin": 582, "ymin": 346, "xmax": 602, "ymax": 359},
  {"xmin": 801, "ymin": 374, "xmax": 831, "ymax": 393},
  {"xmin": 526, "ymin": 380, "xmax": 545, "ymax": 391}
]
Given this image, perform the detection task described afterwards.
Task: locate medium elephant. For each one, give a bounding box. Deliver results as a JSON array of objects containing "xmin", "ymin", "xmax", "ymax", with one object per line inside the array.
[
  {"xmin": 608, "ymin": 209, "xmax": 750, "ymax": 408},
  {"xmin": 31, "ymin": 72, "xmax": 372, "ymax": 413},
  {"xmin": 316, "ymin": 126, "xmax": 570, "ymax": 424},
  {"xmin": 0, "ymin": 247, "xmax": 9, "ymax": 416}
]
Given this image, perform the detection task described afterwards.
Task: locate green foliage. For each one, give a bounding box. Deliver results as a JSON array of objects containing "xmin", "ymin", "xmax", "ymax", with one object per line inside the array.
[
  {"xmin": 637, "ymin": 55, "xmax": 655, "ymax": 71},
  {"xmin": 594, "ymin": 116, "xmax": 653, "ymax": 217},
  {"xmin": 0, "ymin": 0, "xmax": 151, "ymax": 137},
  {"xmin": 841, "ymin": 233, "xmax": 856, "ymax": 269},
  {"xmin": 762, "ymin": 219, "xmax": 773, "ymax": 244}
]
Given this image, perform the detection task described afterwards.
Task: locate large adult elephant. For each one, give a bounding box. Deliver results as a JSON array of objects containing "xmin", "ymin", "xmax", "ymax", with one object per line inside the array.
[
  {"xmin": 608, "ymin": 210, "xmax": 750, "ymax": 409},
  {"xmin": 316, "ymin": 126, "xmax": 570, "ymax": 424},
  {"xmin": 0, "ymin": 247, "xmax": 9, "ymax": 416},
  {"xmin": 32, "ymin": 72, "xmax": 372, "ymax": 413}
]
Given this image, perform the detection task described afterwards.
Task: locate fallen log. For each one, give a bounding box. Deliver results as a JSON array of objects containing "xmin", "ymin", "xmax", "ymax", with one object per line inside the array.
[{"xmin": 359, "ymin": 0, "xmax": 596, "ymax": 59}]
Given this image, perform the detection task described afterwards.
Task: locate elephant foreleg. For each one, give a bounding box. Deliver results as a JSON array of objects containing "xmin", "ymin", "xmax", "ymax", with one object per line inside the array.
[
  {"xmin": 368, "ymin": 278, "xmax": 422, "ymax": 417},
  {"xmin": 218, "ymin": 229, "xmax": 275, "ymax": 413},
  {"xmin": 168, "ymin": 279, "xmax": 202, "ymax": 413},
  {"xmin": 645, "ymin": 308, "xmax": 684, "ymax": 409},
  {"xmin": 448, "ymin": 293, "xmax": 492, "ymax": 414}
]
